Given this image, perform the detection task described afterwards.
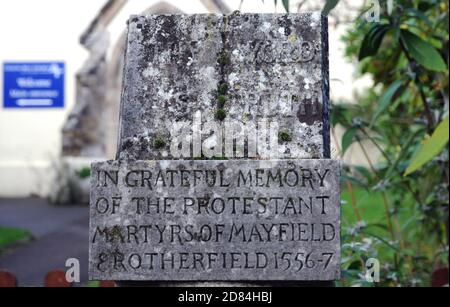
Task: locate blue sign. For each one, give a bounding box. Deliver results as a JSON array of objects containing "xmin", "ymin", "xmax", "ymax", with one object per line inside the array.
[{"xmin": 3, "ymin": 62, "xmax": 65, "ymax": 108}]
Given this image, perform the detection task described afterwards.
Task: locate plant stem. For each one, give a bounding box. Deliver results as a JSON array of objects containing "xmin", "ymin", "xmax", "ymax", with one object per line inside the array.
[
  {"xmin": 356, "ymin": 136, "xmax": 417, "ymax": 276},
  {"xmin": 356, "ymin": 137, "xmax": 395, "ymax": 240},
  {"xmin": 360, "ymin": 128, "xmax": 424, "ymax": 206},
  {"xmin": 399, "ymin": 39, "xmax": 435, "ymax": 132}
]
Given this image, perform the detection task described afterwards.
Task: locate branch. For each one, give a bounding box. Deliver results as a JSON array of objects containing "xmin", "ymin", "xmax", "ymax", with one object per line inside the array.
[{"xmin": 399, "ymin": 39, "xmax": 435, "ymax": 132}]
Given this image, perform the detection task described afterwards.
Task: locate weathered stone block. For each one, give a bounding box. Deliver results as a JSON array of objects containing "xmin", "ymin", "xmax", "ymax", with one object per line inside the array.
[
  {"xmin": 89, "ymin": 13, "xmax": 339, "ymax": 283},
  {"xmin": 89, "ymin": 159, "xmax": 340, "ymax": 280},
  {"xmin": 117, "ymin": 13, "xmax": 329, "ymax": 160}
]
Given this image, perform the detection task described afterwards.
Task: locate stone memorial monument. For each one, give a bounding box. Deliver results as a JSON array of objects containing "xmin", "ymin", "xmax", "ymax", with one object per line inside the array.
[{"xmin": 89, "ymin": 12, "xmax": 340, "ymax": 284}]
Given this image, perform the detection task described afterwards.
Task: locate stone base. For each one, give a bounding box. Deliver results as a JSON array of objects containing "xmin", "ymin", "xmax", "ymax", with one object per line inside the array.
[{"xmin": 115, "ymin": 281, "xmax": 334, "ymax": 287}]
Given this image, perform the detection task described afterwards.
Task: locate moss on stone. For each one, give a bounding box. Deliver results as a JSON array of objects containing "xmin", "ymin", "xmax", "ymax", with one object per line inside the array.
[
  {"xmin": 217, "ymin": 95, "xmax": 227, "ymax": 108},
  {"xmin": 279, "ymin": 131, "xmax": 292, "ymax": 142},
  {"xmin": 217, "ymin": 52, "xmax": 229, "ymax": 65},
  {"xmin": 216, "ymin": 109, "xmax": 227, "ymax": 121},
  {"xmin": 153, "ymin": 138, "xmax": 166, "ymax": 149},
  {"xmin": 218, "ymin": 83, "xmax": 228, "ymax": 95}
]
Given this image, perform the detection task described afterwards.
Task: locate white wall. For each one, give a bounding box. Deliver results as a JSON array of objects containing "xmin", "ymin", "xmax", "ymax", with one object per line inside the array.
[
  {"xmin": 0, "ymin": 0, "xmax": 367, "ymax": 198},
  {"xmin": 0, "ymin": 0, "xmax": 105, "ymax": 197}
]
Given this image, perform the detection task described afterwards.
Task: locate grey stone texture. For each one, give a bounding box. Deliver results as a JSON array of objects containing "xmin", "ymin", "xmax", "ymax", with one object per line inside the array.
[
  {"xmin": 117, "ymin": 12, "xmax": 330, "ymax": 160},
  {"xmin": 89, "ymin": 159, "xmax": 340, "ymax": 280},
  {"xmin": 62, "ymin": 31, "xmax": 109, "ymax": 157},
  {"xmin": 89, "ymin": 12, "xmax": 338, "ymax": 282}
]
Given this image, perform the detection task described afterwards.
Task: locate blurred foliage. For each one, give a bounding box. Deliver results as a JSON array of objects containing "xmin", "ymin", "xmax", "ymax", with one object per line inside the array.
[
  {"xmin": 334, "ymin": 0, "xmax": 449, "ymax": 286},
  {"xmin": 272, "ymin": 0, "xmax": 448, "ymax": 286},
  {"xmin": 86, "ymin": 281, "xmax": 101, "ymax": 287},
  {"xmin": 75, "ymin": 167, "xmax": 91, "ymax": 179},
  {"xmin": 0, "ymin": 225, "xmax": 33, "ymax": 252}
]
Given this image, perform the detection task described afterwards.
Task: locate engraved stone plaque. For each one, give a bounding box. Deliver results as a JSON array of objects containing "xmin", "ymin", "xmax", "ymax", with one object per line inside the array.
[{"xmin": 89, "ymin": 159, "xmax": 340, "ymax": 280}]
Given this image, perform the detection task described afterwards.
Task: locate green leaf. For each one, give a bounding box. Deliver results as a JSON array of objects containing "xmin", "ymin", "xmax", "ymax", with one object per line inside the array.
[
  {"xmin": 354, "ymin": 165, "xmax": 373, "ymax": 183},
  {"xmin": 282, "ymin": 0, "xmax": 289, "ymax": 12},
  {"xmin": 404, "ymin": 8, "xmax": 432, "ymax": 28},
  {"xmin": 417, "ymin": 0, "xmax": 433, "ymax": 12},
  {"xmin": 342, "ymin": 127, "xmax": 358, "ymax": 155},
  {"xmin": 370, "ymin": 79, "xmax": 404, "ymax": 126},
  {"xmin": 322, "ymin": 0, "xmax": 339, "ymax": 15},
  {"xmin": 437, "ymin": 13, "xmax": 449, "ymax": 30},
  {"xmin": 360, "ymin": 231, "xmax": 400, "ymax": 252},
  {"xmin": 400, "ymin": 30, "xmax": 447, "ymax": 72},
  {"xmin": 385, "ymin": 129, "xmax": 422, "ymax": 179},
  {"xmin": 359, "ymin": 24, "xmax": 390, "ymax": 61},
  {"xmin": 404, "ymin": 117, "xmax": 449, "ymax": 176},
  {"xmin": 331, "ymin": 104, "xmax": 353, "ymax": 127}
]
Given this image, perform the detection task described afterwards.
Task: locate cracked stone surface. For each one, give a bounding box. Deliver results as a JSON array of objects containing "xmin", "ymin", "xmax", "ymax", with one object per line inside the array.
[
  {"xmin": 117, "ymin": 12, "xmax": 330, "ymax": 160},
  {"xmin": 90, "ymin": 13, "xmax": 338, "ymax": 283}
]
